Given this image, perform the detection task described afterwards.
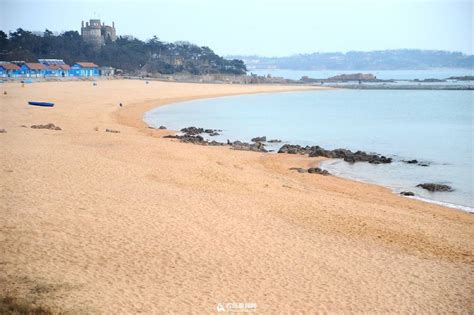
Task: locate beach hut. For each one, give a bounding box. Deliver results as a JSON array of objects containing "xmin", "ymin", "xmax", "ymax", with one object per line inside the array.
[
  {"xmin": 70, "ymin": 62, "xmax": 99, "ymax": 77},
  {"xmin": 0, "ymin": 62, "xmax": 21, "ymax": 78},
  {"xmin": 20, "ymin": 63, "xmax": 46, "ymax": 77},
  {"xmin": 38, "ymin": 59, "xmax": 71, "ymax": 77},
  {"xmin": 44, "ymin": 64, "xmax": 71, "ymax": 77}
]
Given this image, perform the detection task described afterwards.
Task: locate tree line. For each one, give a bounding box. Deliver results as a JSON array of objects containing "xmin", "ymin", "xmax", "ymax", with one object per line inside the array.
[{"xmin": 0, "ymin": 29, "xmax": 247, "ymax": 75}]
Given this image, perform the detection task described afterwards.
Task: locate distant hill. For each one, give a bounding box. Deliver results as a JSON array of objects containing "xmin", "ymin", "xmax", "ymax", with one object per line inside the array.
[
  {"xmin": 228, "ymin": 50, "xmax": 473, "ymax": 70},
  {"xmin": 0, "ymin": 28, "xmax": 247, "ymax": 75}
]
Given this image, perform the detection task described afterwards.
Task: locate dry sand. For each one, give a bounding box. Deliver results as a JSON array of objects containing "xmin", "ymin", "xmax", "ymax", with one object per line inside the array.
[{"xmin": 0, "ymin": 79, "xmax": 473, "ymax": 314}]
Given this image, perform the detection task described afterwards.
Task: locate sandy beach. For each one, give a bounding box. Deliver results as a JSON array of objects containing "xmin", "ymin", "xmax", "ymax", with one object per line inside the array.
[{"xmin": 1, "ymin": 79, "xmax": 473, "ymax": 313}]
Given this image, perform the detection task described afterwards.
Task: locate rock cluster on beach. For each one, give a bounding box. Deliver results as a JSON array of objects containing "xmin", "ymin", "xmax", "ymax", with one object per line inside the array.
[
  {"xmin": 228, "ymin": 140, "xmax": 267, "ymax": 152},
  {"xmin": 31, "ymin": 123, "xmax": 62, "ymax": 130},
  {"xmin": 166, "ymin": 128, "xmax": 395, "ymax": 163},
  {"xmin": 165, "ymin": 127, "xmax": 268, "ymax": 152},
  {"xmin": 163, "ymin": 133, "xmax": 267, "ymax": 152},
  {"xmin": 290, "ymin": 167, "xmax": 330, "ymax": 176},
  {"xmin": 164, "ymin": 128, "xmax": 457, "ymax": 194},
  {"xmin": 163, "ymin": 134, "xmax": 223, "ymax": 146},
  {"xmin": 278, "ymin": 144, "xmax": 392, "ymax": 164},
  {"xmin": 180, "ymin": 127, "xmax": 221, "ymax": 136}
]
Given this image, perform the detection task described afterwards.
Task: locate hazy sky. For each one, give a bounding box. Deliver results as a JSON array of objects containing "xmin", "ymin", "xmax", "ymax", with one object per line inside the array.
[{"xmin": 1, "ymin": 0, "xmax": 472, "ymax": 56}]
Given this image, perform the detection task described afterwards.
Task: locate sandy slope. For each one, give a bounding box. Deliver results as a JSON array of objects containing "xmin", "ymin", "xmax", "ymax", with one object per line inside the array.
[{"xmin": 0, "ymin": 79, "xmax": 473, "ymax": 314}]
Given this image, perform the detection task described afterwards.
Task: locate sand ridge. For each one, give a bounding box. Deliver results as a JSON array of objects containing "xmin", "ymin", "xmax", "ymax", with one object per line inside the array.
[{"xmin": 0, "ymin": 79, "xmax": 473, "ymax": 313}]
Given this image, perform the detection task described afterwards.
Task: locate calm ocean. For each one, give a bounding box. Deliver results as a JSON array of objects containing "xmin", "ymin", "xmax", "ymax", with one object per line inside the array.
[{"xmin": 144, "ymin": 89, "xmax": 473, "ymax": 211}]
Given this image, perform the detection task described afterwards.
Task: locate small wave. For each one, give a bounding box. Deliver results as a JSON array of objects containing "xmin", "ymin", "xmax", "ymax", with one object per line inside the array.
[{"xmin": 408, "ymin": 195, "xmax": 474, "ymax": 213}]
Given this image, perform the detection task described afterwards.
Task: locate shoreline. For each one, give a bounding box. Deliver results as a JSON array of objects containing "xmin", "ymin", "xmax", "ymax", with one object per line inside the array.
[
  {"xmin": 1, "ymin": 80, "xmax": 473, "ymax": 313},
  {"xmin": 141, "ymin": 93, "xmax": 473, "ymax": 213}
]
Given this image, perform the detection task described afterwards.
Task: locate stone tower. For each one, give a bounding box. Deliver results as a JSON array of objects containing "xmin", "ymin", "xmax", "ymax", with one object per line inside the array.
[{"xmin": 81, "ymin": 19, "xmax": 116, "ymax": 46}]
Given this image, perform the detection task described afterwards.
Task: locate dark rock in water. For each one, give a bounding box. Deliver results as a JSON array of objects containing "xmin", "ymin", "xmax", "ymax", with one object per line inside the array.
[
  {"xmin": 31, "ymin": 123, "xmax": 62, "ymax": 130},
  {"xmin": 204, "ymin": 129, "xmax": 220, "ymax": 136},
  {"xmin": 306, "ymin": 145, "xmax": 392, "ymax": 164},
  {"xmin": 105, "ymin": 129, "xmax": 120, "ymax": 133},
  {"xmin": 267, "ymin": 139, "xmax": 282, "ymax": 143},
  {"xmin": 158, "ymin": 126, "xmax": 167, "ymax": 130},
  {"xmin": 402, "ymin": 159, "xmax": 429, "ymax": 167},
  {"xmin": 251, "ymin": 136, "xmax": 267, "ymax": 142},
  {"xmin": 181, "ymin": 126, "xmax": 204, "ymax": 135},
  {"xmin": 400, "ymin": 191, "xmax": 415, "ymax": 196},
  {"xmin": 230, "ymin": 140, "xmax": 267, "ymax": 152},
  {"xmin": 289, "ymin": 167, "xmax": 307, "ymax": 173},
  {"xmin": 416, "ymin": 183, "xmax": 453, "ymax": 192},
  {"xmin": 307, "ymin": 167, "xmax": 330, "ymax": 175},
  {"xmin": 0, "ymin": 129, "xmax": 6, "ymax": 133}
]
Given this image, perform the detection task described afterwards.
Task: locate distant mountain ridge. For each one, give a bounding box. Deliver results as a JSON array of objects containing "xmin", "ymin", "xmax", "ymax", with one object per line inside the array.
[{"xmin": 228, "ymin": 50, "xmax": 473, "ymax": 70}]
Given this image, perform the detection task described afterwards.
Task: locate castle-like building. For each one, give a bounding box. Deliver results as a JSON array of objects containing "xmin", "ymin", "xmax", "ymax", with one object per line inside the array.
[{"xmin": 81, "ymin": 19, "xmax": 116, "ymax": 46}]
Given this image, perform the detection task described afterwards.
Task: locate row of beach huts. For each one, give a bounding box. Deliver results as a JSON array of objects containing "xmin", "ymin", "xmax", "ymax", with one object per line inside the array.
[{"xmin": 0, "ymin": 59, "xmax": 114, "ymax": 78}]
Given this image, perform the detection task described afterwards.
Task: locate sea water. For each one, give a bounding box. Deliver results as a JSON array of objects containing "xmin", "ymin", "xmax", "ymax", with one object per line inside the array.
[{"xmin": 144, "ymin": 90, "xmax": 474, "ymax": 211}]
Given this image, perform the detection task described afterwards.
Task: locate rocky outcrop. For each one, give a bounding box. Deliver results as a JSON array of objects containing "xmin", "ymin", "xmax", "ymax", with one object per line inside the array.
[
  {"xmin": 251, "ymin": 136, "xmax": 266, "ymax": 142},
  {"xmin": 308, "ymin": 167, "xmax": 330, "ymax": 175},
  {"xmin": 31, "ymin": 123, "xmax": 62, "ymax": 130},
  {"xmin": 229, "ymin": 140, "xmax": 267, "ymax": 152},
  {"xmin": 163, "ymin": 134, "xmax": 224, "ymax": 146},
  {"xmin": 289, "ymin": 167, "xmax": 308, "ymax": 173},
  {"xmin": 308, "ymin": 146, "xmax": 392, "ymax": 164},
  {"xmin": 278, "ymin": 144, "xmax": 392, "ymax": 164},
  {"xmin": 169, "ymin": 127, "xmax": 394, "ymax": 164},
  {"xmin": 400, "ymin": 191, "xmax": 415, "ymax": 196},
  {"xmin": 180, "ymin": 127, "xmax": 221, "ymax": 136},
  {"xmin": 278, "ymin": 144, "xmax": 311, "ymax": 155},
  {"xmin": 289, "ymin": 167, "xmax": 330, "ymax": 175},
  {"xmin": 159, "ymin": 125, "xmax": 167, "ymax": 130},
  {"xmin": 416, "ymin": 183, "xmax": 453, "ymax": 192},
  {"xmin": 180, "ymin": 126, "xmax": 204, "ymax": 135},
  {"xmin": 267, "ymin": 139, "xmax": 282, "ymax": 143}
]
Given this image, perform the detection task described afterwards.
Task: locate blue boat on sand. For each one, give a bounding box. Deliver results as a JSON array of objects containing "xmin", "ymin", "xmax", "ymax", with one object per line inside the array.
[{"xmin": 28, "ymin": 101, "xmax": 55, "ymax": 107}]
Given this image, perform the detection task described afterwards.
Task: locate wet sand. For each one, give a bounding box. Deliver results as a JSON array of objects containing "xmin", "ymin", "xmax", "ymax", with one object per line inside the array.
[{"xmin": 0, "ymin": 79, "xmax": 473, "ymax": 313}]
